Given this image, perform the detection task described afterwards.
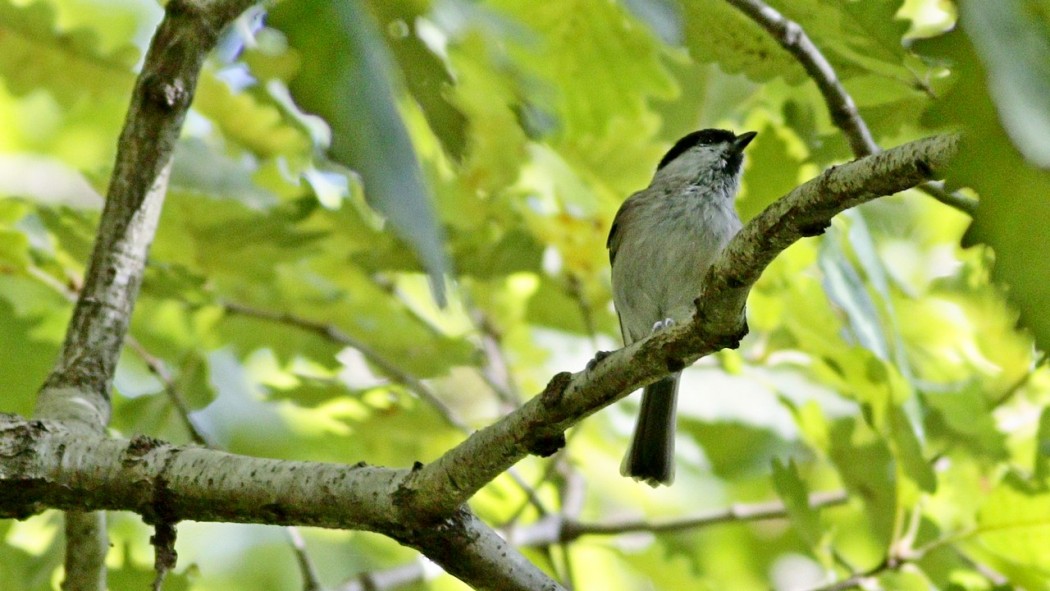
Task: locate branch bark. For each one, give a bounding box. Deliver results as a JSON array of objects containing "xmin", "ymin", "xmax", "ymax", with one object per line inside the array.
[
  {"xmin": 0, "ymin": 415, "xmax": 562, "ymax": 591},
  {"xmin": 35, "ymin": 0, "xmax": 257, "ymax": 425}
]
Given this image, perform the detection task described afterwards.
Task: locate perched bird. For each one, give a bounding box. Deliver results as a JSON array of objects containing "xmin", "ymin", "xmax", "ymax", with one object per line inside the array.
[{"xmin": 608, "ymin": 129, "xmax": 756, "ymax": 486}]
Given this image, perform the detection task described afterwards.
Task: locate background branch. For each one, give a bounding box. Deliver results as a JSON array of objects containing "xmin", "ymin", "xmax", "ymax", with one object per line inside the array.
[
  {"xmin": 725, "ymin": 0, "xmax": 977, "ymax": 215},
  {"xmin": 221, "ymin": 300, "xmax": 468, "ymax": 432},
  {"xmin": 725, "ymin": 0, "xmax": 877, "ymax": 156}
]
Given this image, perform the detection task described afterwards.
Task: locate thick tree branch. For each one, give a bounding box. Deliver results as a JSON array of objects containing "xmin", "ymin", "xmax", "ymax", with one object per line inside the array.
[
  {"xmin": 397, "ymin": 134, "xmax": 960, "ymax": 516},
  {"xmin": 35, "ymin": 0, "xmax": 257, "ymax": 426},
  {"xmin": 0, "ymin": 415, "xmax": 563, "ymax": 591}
]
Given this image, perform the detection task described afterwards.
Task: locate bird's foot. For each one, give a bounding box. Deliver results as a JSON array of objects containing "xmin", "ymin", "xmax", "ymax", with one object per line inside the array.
[
  {"xmin": 586, "ymin": 350, "xmax": 612, "ymax": 371},
  {"xmin": 651, "ymin": 318, "xmax": 675, "ymax": 333}
]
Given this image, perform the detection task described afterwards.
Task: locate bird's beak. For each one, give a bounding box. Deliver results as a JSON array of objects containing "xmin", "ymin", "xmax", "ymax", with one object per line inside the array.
[{"xmin": 732, "ymin": 131, "xmax": 758, "ymax": 153}]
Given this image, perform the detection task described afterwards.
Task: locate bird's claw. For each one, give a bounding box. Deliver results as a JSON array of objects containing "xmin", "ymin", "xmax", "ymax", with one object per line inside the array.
[
  {"xmin": 651, "ymin": 318, "xmax": 675, "ymax": 333},
  {"xmin": 587, "ymin": 350, "xmax": 612, "ymax": 371}
]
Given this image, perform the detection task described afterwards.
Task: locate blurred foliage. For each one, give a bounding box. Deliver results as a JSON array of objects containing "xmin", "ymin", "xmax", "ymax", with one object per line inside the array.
[{"xmin": 0, "ymin": 0, "xmax": 1049, "ymax": 590}]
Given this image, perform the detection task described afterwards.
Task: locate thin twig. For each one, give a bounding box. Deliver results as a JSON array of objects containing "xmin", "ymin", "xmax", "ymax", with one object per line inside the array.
[
  {"xmin": 125, "ymin": 338, "xmax": 211, "ymax": 446},
  {"xmin": 725, "ymin": 0, "xmax": 977, "ymax": 216},
  {"xmin": 562, "ymin": 490, "xmax": 848, "ymax": 540},
  {"xmin": 286, "ymin": 526, "xmax": 323, "ymax": 591},
  {"xmin": 501, "ymin": 449, "xmax": 566, "ymax": 527},
  {"xmin": 567, "ymin": 274, "xmax": 599, "ymax": 349},
  {"xmin": 468, "ymin": 304, "xmax": 522, "ymax": 408},
  {"xmin": 337, "ymin": 560, "xmax": 430, "ymax": 591},
  {"xmin": 917, "ymin": 182, "xmax": 978, "ymax": 215},
  {"xmin": 725, "ymin": 0, "xmax": 878, "ymax": 156},
  {"xmin": 221, "ymin": 301, "xmax": 468, "ymax": 432},
  {"xmin": 149, "ymin": 522, "xmax": 178, "ymax": 591}
]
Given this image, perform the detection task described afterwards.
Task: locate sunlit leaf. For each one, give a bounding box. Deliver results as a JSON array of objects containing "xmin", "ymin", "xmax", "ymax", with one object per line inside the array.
[
  {"xmin": 269, "ymin": 0, "xmax": 450, "ymax": 306},
  {"xmin": 960, "ymin": 0, "xmax": 1050, "ymax": 167},
  {"xmin": 0, "ymin": 0, "xmax": 136, "ymax": 107},
  {"xmin": 974, "ymin": 473, "xmax": 1050, "ymax": 572},
  {"xmin": 917, "ymin": 29, "xmax": 1050, "ymax": 354},
  {"xmin": 772, "ymin": 458, "xmax": 821, "ymax": 545}
]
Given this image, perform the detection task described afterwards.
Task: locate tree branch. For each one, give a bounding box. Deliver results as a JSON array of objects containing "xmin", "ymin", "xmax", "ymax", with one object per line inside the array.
[
  {"xmin": 35, "ymin": 0, "xmax": 257, "ymax": 426},
  {"xmin": 725, "ymin": 0, "xmax": 877, "ymax": 156},
  {"xmin": 61, "ymin": 512, "xmax": 107, "ymax": 591},
  {"xmin": 724, "ymin": 0, "xmax": 978, "ymax": 215},
  {"xmin": 0, "ymin": 415, "xmax": 563, "ymax": 591},
  {"xmin": 397, "ymin": 134, "xmax": 960, "ymax": 517},
  {"xmin": 511, "ymin": 490, "xmax": 848, "ymax": 547}
]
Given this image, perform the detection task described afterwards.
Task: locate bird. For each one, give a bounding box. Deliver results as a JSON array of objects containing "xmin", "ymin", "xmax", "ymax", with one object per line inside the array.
[{"xmin": 608, "ymin": 128, "xmax": 756, "ymax": 486}]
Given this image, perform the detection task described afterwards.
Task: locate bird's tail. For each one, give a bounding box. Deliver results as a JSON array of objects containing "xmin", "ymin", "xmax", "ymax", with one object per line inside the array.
[{"xmin": 620, "ymin": 372, "xmax": 680, "ymax": 486}]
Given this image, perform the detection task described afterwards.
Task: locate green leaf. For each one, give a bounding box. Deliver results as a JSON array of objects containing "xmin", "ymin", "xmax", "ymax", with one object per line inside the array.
[
  {"xmin": 828, "ymin": 417, "xmax": 897, "ymax": 546},
  {"xmin": 876, "ymin": 569, "xmax": 933, "ymax": 591},
  {"xmin": 819, "ymin": 225, "xmax": 889, "ymax": 360},
  {"xmin": 960, "ymin": 0, "xmax": 1050, "ymax": 167},
  {"xmin": 525, "ymin": 274, "xmax": 616, "ymax": 336},
  {"xmin": 178, "ymin": 351, "xmax": 216, "ymax": 411},
  {"xmin": 0, "ymin": 285, "xmax": 62, "ymax": 416},
  {"xmin": 452, "ymin": 227, "xmax": 544, "ymax": 279},
  {"xmin": 771, "ymin": 458, "xmax": 821, "ymax": 545},
  {"xmin": 975, "ymin": 473, "xmax": 1050, "ymax": 573},
  {"xmin": 0, "ymin": 0, "xmax": 136, "ymax": 107},
  {"xmin": 917, "ymin": 29, "xmax": 1050, "ymax": 354},
  {"xmin": 111, "ymin": 391, "xmax": 191, "ymax": 445},
  {"xmin": 491, "ymin": 0, "xmax": 677, "ymax": 137},
  {"xmin": 737, "ymin": 124, "xmax": 803, "ymax": 222},
  {"xmin": 888, "ymin": 404, "xmax": 936, "ymax": 495},
  {"xmin": 365, "ymin": 0, "xmax": 468, "ymax": 161},
  {"xmin": 679, "ymin": 419, "xmax": 798, "ymax": 480},
  {"xmin": 192, "ymin": 69, "xmax": 312, "ymax": 160},
  {"xmin": 269, "ymin": 0, "xmax": 450, "ymax": 306},
  {"xmin": 925, "ymin": 387, "xmax": 1007, "ymax": 461},
  {"xmin": 1036, "ymin": 407, "xmax": 1050, "ymax": 481},
  {"xmin": 682, "ymin": 0, "xmax": 807, "ymax": 84}
]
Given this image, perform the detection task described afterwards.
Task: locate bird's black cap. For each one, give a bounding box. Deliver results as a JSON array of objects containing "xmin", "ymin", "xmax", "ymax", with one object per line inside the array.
[{"xmin": 656, "ymin": 129, "xmax": 757, "ymax": 171}]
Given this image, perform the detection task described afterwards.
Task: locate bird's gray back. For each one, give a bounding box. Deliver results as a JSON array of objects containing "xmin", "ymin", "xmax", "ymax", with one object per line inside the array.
[{"xmin": 610, "ymin": 183, "xmax": 742, "ymax": 344}]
